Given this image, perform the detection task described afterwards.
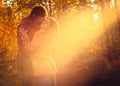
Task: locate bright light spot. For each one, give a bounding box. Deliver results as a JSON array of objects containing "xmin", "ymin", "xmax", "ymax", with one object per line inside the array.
[
  {"xmin": 110, "ymin": 0, "xmax": 115, "ymax": 8},
  {"xmin": 90, "ymin": 4, "xmax": 95, "ymax": 8},
  {"xmin": 7, "ymin": 0, "xmax": 11, "ymax": 5},
  {"xmin": 93, "ymin": 13, "xmax": 99, "ymax": 21},
  {"xmin": 90, "ymin": 0, "xmax": 95, "ymax": 3}
]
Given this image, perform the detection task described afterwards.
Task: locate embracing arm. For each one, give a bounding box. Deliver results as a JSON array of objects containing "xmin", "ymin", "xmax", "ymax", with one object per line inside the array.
[{"xmin": 17, "ymin": 25, "xmax": 39, "ymax": 53}]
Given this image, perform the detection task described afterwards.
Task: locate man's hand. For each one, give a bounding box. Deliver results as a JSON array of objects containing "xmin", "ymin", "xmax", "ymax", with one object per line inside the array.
[{"xmin": 19, "ymin": 25, "xmax": 29, "ymax": 39}]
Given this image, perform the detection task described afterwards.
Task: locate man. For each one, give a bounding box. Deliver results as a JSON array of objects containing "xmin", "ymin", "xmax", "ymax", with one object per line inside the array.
[{"xmin": 17, "ymin": 6, "xmax": 59, "ymax": 86}]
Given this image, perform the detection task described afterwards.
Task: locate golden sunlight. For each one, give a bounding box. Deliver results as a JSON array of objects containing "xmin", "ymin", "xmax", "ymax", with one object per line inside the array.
[
  {"xmin": 54, "ymin": 8, "xmax": 118, "ymax": 70},
  {"xmin": 32, "ymin": 8, "xmax": 118, "ymax": 74}
]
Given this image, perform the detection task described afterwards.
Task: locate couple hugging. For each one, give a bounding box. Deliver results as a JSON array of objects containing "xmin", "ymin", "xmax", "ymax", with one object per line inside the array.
[{"xmin": 17, "ymin": 6, "xmax": 59, "ymax": 86}]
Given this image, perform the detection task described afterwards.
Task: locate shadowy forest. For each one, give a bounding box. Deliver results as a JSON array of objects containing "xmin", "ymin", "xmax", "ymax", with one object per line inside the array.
[{"xmin": 0, "ymin": 0, "xmax": 120, "ymax": 86}]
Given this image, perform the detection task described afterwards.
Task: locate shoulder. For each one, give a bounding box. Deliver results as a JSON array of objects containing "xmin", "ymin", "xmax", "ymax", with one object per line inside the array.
[
  {"xmin": 47, "ymin": 17, "xmax": 59, "ymax": 28},
  {"xmin": 20, "ymin": 16, "xmax": 29, "ymax": 24},
  {"xmin": 18, "ymin": 16, "xmax": 31, "ymax": 31},
  {"xmin": 17, "ymin": 16, "xmax": 29, "ymax": 31},
  {"xmin": 47, "ymin": 17, "xmax": 58, "ymax": 24}
]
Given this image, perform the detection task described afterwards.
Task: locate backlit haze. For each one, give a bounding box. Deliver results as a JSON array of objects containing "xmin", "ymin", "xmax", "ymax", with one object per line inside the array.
[{"xmin": 33, "ymin": 7, "xmax": 118, "ymax": 76}]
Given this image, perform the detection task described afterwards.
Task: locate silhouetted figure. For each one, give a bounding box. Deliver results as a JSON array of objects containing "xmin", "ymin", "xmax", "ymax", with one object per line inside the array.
[{"xmin": 17, "ymin": 6, "xmax": 59, "ymax": 86}]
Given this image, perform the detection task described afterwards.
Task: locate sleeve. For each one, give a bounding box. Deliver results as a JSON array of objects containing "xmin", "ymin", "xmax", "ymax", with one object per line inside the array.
[{"xmin": 17, "ymin": 24, "xmax": 38, "ymax": 53}]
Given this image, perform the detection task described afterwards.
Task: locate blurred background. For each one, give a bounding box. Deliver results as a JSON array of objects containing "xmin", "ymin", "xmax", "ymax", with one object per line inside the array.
[{"xmin": 0, "ymin": 0, "xmax": 120, "ymax": 86}]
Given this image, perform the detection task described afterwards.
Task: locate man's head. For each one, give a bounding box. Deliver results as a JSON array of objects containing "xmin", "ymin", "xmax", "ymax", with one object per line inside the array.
[{"xmin": 29, "ymin": 6, "xmax": 47, "ymax": 21}]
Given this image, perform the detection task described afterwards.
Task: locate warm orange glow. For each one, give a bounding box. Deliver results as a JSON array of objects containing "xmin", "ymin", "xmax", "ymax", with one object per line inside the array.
[
  {"xmin": 56, "ymin": 11, "xmax": 103, "ymax": 69},
  {"xmin": 55, "ymin": 8, "xmax": 118, "ymax": 70},
  {"xmin": 31, "ymin": 8, "xmax": 118, "ymax": 75}
]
